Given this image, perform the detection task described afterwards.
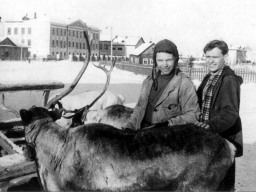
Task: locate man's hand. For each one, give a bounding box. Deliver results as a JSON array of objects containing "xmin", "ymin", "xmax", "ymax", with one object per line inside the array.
[{"xmin": 194, "ymin": 122, "xmax": 210, "ymax": 129}]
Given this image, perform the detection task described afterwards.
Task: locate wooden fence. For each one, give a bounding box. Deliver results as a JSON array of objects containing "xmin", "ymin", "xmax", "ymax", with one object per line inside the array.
[{"xmin": 115, "ymin": 63, "xmax": 256, "ymax": 83}]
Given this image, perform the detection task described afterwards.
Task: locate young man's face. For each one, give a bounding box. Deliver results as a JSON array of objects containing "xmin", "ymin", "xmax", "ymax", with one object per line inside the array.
[
  {"xmin": 205, "ymin": 47, "xmax": 226, "ymax": 72},
  {"xmin": 156, "ymin": 52, "xmax": 175, "ymax": 75}
]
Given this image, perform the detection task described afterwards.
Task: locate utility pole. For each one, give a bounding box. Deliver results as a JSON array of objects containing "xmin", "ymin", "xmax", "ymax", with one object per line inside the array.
[
  {"xmin": 110, "ymin": 26, "xmax": 113, "ymax": 62},
  {"xmin": 20, "ymin": 37, "xmax": 23, "ymax": 61}
]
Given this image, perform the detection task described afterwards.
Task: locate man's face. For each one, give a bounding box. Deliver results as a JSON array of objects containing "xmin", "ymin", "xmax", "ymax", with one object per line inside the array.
[
  {"xmin": 156, "ymin": 52, "xmax": 175, "ymax": 75},
  {"xmin": 205, "ymin": 47, "xmax": 226, "ymax": 72}
]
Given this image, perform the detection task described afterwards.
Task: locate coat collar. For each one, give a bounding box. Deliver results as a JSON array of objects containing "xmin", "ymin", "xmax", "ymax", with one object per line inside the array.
[{"xmin": 154, "ymin": 73, "xmax": 183, "ymax": 107}]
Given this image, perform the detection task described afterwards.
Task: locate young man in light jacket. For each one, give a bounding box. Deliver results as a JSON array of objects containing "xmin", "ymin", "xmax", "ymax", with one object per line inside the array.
[{"xmin": 127, "ymin": 39, "xmax": 200, "ymax": 130}]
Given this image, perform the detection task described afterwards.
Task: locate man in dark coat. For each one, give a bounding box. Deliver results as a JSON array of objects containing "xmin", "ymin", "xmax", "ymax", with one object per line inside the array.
[{"xmin": 196, "ymin": 40, "xmax": 243, "ymax": 191}]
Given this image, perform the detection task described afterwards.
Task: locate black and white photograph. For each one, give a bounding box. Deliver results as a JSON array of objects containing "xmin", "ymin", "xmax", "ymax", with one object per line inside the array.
[{"xmin": 0, "ymin": 0, "xmax": 256, "ymax": 191}]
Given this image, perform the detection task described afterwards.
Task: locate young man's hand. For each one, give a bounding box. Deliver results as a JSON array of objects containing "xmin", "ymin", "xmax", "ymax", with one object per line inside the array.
[{"xmin": 194, "ymin": 122, "xmax": 210, "ymax": 129}]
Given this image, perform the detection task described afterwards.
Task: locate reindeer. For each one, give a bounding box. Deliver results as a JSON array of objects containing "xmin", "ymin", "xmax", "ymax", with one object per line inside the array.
[
  {"xmin": 19, "ymin": 31, "xmax": 236, "ymax": 191},
  {"xmin": 20, "ymin": 106, "xmax": 236, "ymax": 192}
]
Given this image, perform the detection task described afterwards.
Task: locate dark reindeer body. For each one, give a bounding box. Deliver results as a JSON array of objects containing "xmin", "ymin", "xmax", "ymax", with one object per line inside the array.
[{"xmin": 20, "ymin": 107, "xmax": 235, "ymax": 192}]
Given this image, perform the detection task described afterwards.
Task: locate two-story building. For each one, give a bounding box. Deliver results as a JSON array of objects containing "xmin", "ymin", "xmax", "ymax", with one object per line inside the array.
[
  {"xmin": 99, "ymin": 36, "xmax": 145, "ymax": 60},
  {"xmin": 130, "ymin": 42, "xmax": 155, "ymax": 65}
]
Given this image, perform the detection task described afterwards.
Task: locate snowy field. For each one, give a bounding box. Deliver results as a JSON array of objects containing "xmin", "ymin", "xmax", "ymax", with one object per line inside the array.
[{"xmin": 0, "ymin": 60, "xmax": 255, "ymax": 145}]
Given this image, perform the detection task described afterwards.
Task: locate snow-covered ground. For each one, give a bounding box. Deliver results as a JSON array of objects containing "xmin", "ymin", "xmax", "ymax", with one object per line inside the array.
[{"xmin": 0, "ymin": 60, "xmax": 255, "ymax": 144}]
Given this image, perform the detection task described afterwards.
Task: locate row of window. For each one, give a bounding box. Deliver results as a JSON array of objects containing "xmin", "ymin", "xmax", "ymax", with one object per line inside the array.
[
  {"xmin": 52, "ymin": 28, "xmax": 85, "ymax": 38},
  {"xmin": 51, "ymin": 40, "xmax": 98, "ymax": 50},
  {"xmin": 52, "ymin": 51, "xmax": 98, "ymax": 58},
  {"xmin": 143, "ymin": 58, "xmax": 153, "ymax": 65},
  {"xmin": 99, "ymin": 44, "xmax": 122, "ymax": 51},
  {"xmin": 7, "ymin": 27, "xmax": 31, "ymax": 35},
  {"xmin": 52, "ymin": 28, "xmax": 99, "ymax": 40}
]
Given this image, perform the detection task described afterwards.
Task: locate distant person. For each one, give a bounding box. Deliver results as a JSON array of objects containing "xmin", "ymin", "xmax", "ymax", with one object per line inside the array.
[
  {"xmin": 195, "ymin": 40, "xmax": 243, "ymax": 191},
  {"xmin": 126, "ymin": 39, "xmax": 200, "ymax": 130}
]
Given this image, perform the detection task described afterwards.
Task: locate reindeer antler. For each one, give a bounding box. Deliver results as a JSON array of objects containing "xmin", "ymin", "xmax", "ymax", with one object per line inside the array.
[
  {"xmin": 87, "ymin": 60, "xmax": 116, "ymax": 109},
  {"xmin": 67, "ymin": 58, "xmax": 116, "ymax": 127},
  {"xmin": 45, "ymin": 31, "xmax": 91, "ymax": 109}
]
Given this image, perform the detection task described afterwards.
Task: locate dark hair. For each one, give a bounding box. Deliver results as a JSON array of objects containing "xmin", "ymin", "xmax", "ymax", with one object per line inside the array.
[{"xmin": 203, "ymin": 40, "xmax": 229, "ymax": 55}]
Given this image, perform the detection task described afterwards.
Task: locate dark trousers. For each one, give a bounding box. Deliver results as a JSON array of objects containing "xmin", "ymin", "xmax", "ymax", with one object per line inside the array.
[{"xmin": 217, "ymin": 160, "xmax": 236, "ymax": 191}]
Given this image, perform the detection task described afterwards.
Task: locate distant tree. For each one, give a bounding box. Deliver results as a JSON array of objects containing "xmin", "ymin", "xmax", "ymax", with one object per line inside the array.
[{"xmin": 188, "ymin": 56, "xmax": 195, "ymax": 78}]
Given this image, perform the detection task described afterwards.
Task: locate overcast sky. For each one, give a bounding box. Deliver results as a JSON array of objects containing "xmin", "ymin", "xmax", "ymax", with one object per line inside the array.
[{"xmin": 1, "ymin": 0, "xmax": 256, "ymax": 56}]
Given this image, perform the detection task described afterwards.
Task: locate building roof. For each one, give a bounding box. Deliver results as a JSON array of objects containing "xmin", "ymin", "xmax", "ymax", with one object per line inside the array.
[
  {"xmin": 0, "ymin": 37, "xmax": 27, "ymax": 48},
  {"xmin": 113, "ymin": 36, "xmax": 144, "ymax": 45},
  {"xmin": 88, "ymin": 25, "xmax": 101, "ymax": 32},
  {"xmin": 130, "ymin": 42, "xmax": 154, "ymax": 56}
]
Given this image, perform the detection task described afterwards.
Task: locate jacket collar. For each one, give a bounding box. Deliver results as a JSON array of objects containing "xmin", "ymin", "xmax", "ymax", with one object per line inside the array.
[{"xmin": 154, "ymin": 72, "xmax": 183, "ymax": 107}]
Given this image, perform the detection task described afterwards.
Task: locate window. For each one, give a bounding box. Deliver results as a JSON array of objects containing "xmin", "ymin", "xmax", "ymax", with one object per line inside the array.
[
  {"xmin": 113, "ymin": 47, "xmax": 116, "ymax": 50},
  {"xmin": 99, "ymin": 44, "xmax": 102, "ymax": 50},
  {"xmin": 56, "ymin": 29, "xmax": 59, "ymax": 36},
  {"xmin": 28, "ymin": 28, "xmax": 31, "ymax": 34},
  {"xmin": 22, "ymin": 28, "xmax": 25, "ymax": 35},
  {"xmin": 68, "ymin": 30, "xmax": 71, "ymax": 36},
  {"xmin": 76, "ymin": 31, "xmax": 78, "ymax": 38},
  {"xmin": 118, "ymin": 47, "xmax": 122, "ymax": 50},
  {"xmin": 7, "ymin": 28, "xmax": 11, "ymax": 35},
  {"xmin": 83, "ymin": 43, "xmax": 85, "ymax": 49},
  {"xmin": 69, "ymin": 41, "xmax": 71, "ymax": 47},
  {"xmin": 95, "ymin": 44, "xmax": 98, "ymax": 50},
  {"xmin": 76, "ymin": 42, "xmax": 78, "ymax": 49},
  {"xmin": 104, "ymin": 44, "xmax": 108, "ymax": 50},
  {"xmin": 143, "ymin": 58, "xmax": 148, "ymax": 65},
  {"xmin": 150, "ymin": 59, "xmax": 153, "ymax": 65},
  {"xmin": 72, "ymin": 42, "xmax": 74, "ymax": 47},
  {"xmin": 80, "ymin": 32, "xmax": 83, "ymax": 38},
  {"xmin": 56, "ymin": 40, "xmax": 58, "ymax": 47},
  {"xmin": 28, "ymin": 39, "xmax": 31, "ymax": 46},
  {"xmin": 64, "ymin": 29, "xmax": 66, "ymax": 36},
  {"xmin": 14, "ymin": 28, "xmax": 18, "ymax": 35},
  {"xmin": 60, "ymin": 29, "xmax": 63, "ymax": 36},
  {"xmin": 64, "ymin": 41, "xmax": 66, "ymax": 48},
  {"xmin": 80, "ymin": 42, "xmax": 82, "ymax": 49},
  {"xmin": 60, "ymin": 41, "xmax": 62, "ymax": 48},
  {"xmin": 52, "ymin": 28, "xmax": 55, "ymax": 35},
  {"xmin": 52, "ymin": 40, "xmax": 55, "ymax": 47},
  {"xmin": 73, "ymin": 31, "xmax": 75, "ymax": 37}
]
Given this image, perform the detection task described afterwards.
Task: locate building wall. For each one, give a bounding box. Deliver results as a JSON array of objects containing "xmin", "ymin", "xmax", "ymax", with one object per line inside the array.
[
  {"xmin": 228, "ymin": 49, "xmax": 247, "ymax": 65},
  {"xmin": 0, "ymin": 46, "xmax": 28, "ymax": 60},
  {"xmin": 99, "ymin": 41, "xmax": 111, "ymax": 56},
  {"xmin": 112, "ymin": 44, "xmax": 126, "ymax": 56},
  {"xmin": 0, "ymin": 20, "xmax": 32, "ymax": 54},
  {"xmin": 30, "ymin": 18, "xmax": 51, "ymax": 59},
  {"xmin": 88, "ymin": 28, "xmax": 100, "ymax": 57},
  {"xmin": 50, "ymin": 24, "xmax": 88, "ymax": 60}
]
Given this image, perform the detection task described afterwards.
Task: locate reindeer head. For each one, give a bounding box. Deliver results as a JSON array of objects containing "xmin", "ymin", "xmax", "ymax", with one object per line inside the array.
[{"xmin": 20, "ymin": 106, "xmax": 63, "ymax": 125}]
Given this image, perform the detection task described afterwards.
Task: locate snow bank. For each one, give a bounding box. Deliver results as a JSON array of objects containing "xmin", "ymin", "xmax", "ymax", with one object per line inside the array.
[{"xmin": 0, "ymin": 61, "xmax": 145, "ymax": 84}]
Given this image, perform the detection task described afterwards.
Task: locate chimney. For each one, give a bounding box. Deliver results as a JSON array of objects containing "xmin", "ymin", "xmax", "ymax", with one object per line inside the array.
[{"xmin": 34, "ymin": 12, "xmax": 37, "ymax": 19}]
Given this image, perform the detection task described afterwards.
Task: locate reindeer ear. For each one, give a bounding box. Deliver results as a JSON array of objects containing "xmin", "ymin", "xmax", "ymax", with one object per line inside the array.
[{"xmin": 20, "ymin": 109, "xmax": 32, "ymax": 124}]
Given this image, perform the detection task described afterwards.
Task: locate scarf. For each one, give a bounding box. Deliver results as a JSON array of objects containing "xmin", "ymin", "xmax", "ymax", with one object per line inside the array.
[{"xmin": 200, "ymin": 68, "xmax": 223, "ymax": 122}]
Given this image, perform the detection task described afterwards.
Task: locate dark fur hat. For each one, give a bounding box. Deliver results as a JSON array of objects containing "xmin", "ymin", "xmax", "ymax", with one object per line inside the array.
[{"xmin": 152, "ymin": 39, "xmax": 179, "ymax": 90}]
